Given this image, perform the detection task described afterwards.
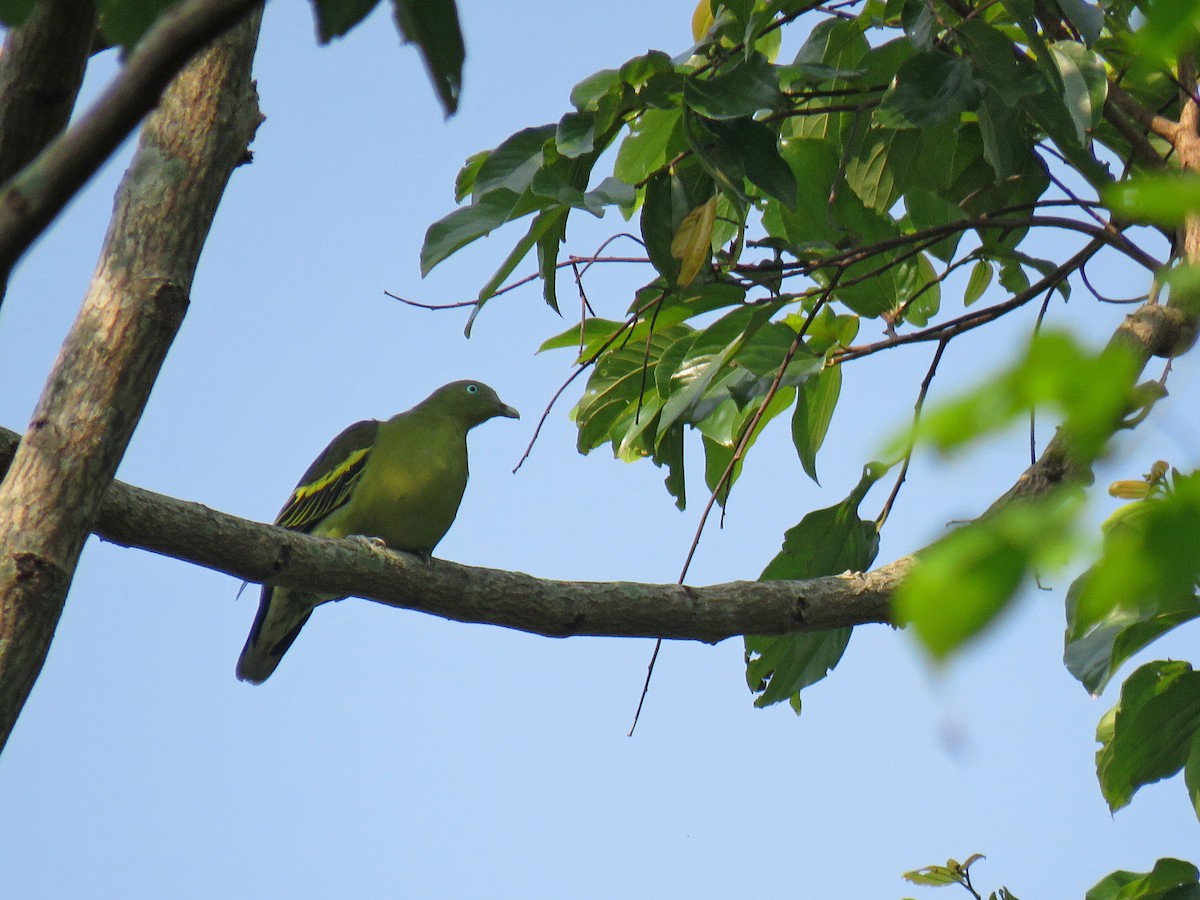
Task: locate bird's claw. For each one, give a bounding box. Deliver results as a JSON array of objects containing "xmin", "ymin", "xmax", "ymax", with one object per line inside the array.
[{"xmin": 348, "ymin": 534, "xmax": 389, "ymax": 552}]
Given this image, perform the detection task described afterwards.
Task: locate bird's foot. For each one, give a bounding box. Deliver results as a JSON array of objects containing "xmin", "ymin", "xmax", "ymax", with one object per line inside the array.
[{"xmin": 348, "ymin": 534, "xmax": 389, "ymax": 553}]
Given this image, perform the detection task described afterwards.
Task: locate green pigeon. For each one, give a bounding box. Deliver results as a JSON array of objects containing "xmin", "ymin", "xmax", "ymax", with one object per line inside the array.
[{"xmin": 237, "ymin": 380, "xmax": 519, "ymax": 683}]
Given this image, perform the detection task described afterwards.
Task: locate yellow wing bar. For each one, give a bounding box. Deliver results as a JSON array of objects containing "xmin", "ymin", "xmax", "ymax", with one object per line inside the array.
[{"xmin": 275, "ymin": 446, "xmax": 371, "ymax": 532}]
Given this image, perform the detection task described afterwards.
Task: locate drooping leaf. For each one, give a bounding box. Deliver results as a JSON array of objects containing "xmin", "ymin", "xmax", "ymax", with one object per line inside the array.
[
  {"xmin": 421, "ymin": 188, "xmax": 547, "ymax": 275},
  {"xmin": 312, "ymin": 0, "xmax": 380, "ymax": 41},
  {"xmin": 670, "ymin": 195, "xmax": 718, "ymax": 286},
  {"xmin": 391, "ymin": 0, "xmax": 465, "ymax": 116},
  {"xmin": 745, "ymin": 465, "xmax": 883, "ymax": 711},
  {"xmin": 792, "ymin": 363, "xmax": 841, "ymax": 483},
  {"xmin": 1048, "ymin": 40, "xmax": 1107, "ymax": 145},
  {"xmin": 963, "ymin": 259, "xmax": 993, "ymax": 306}
]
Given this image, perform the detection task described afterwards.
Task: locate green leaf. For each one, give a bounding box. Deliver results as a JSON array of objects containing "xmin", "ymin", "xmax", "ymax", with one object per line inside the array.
[
  {"xmin": 684, "ymin": 52, "xmax": 783, "ymax": 119},
  {"xmin": 574, "ymin": 324, "xmax": 691, "ymax": 454},
  {"xmin": 1048, "ymin": 41, "xmax": 1107, "ymax": 145},
  {"xmin": 1104, "ymin": 173, "xmax": 1200, "ymax": 226},
  {"xmin": 897, "ymin": 492, "xmax": 1081, "ymax": 660},
  {"xmin": 312, "ymin": 0, "xmax": 380, "ymax": 41},
  {"xmin": 915, "ymin": 331, "xmax": 1138, "ymax": 462},
  {"xmin": 421, "ymin": 188, "xmax": 546, "ymax": 275},
  {"xmin": 641, "ymin": 162, "xmax": 714, "ymax": 284},
  {"xmin": 538, "ymin": 318, "xmax": 626, "ymax": 356},
  {"xmin": 657, "ymin": 306, "xmax": 775, "ymax": 437},
  {"xmin": 472, "ymin": 125, "xmax": 556, "ymax": 198},
  {"xmin": 1096, "ymin": 661, "xmax": 1200, "ymax": 812},
  {"xmin": 745, "ymin": 466, "xmax": 883, "ymax": 710},
  {"xmin": 1064, "ymin": 582, "xmax": 1200, "ymax": 696},
  {"xmin": 904, "ymin": 188, "xmax": 966, "ymax": 262},
  {"xmin": 790, "ymin": 364, "xmax": 839, "ymax": 484},
  {"xmin": 847, "ymin": 127, "xmax": 921, "ymax": 213},
  {"xmin": 705, "ymin": 117, "xmax": 798, "ymax": 209},
  {"xmin": 1186, "ymin": 738, "xmax": 1200, "ymax": 823},
  {"xmin": 0, "ymin": 0, "xmax": 36, "ymax": 27},
  {"xmin": 1086, "ymin": 858, "xmax": 1200, "ymax": 900},
  {"xmin": 465, "ymin": 207, "xmax": 567, "ymax": 334},
  {"xmin": 670, "ymin": 195, "xmax": 718, "ymax": 286},
  {"xmin": 963, "ymin": 259, "xmax": 993, "ymax": 306},
  {"xmin": 699, "ymin": 388, "xmax": 792, "ymax": 503},
  {"xmin": 569, "ymin": 69, "xmax": 620, "ymax": 111},
  {"xmin": 745, "ymin": 628, "xmax": 852, "ymax": 712},
  {"xmin": 453, "ymin": 151, "xmax": 489, "ymax": 202},
  {"xmin": 391, "ymin": 0, "xmax": 465, "ymax": 116},
  {"xmin": 556, "ymin": 111, "xmax": 596, "ymax": 159},
  {"xmin": 875, "ymin": 52, "xmax": 980, "ymax": 129},
  {"xmin": 1065, "ymin": 473, "xmax": 1200, "ymax": 693},
  {"xmin": 1054, "ymin": 0, "xmax": 1104, "ymax": 45},
  {"xmin": 902, "ymin": 252, "xmax": 941, "ymax": 327},
  {"xmin": 956, "ymin": 20, "xmax": 1042, "ymax": 107},
  {"xmin": 97, "ymin": 0, "xmax": 177, "ymax": 49},
  {"xmin": 615, "ymin": 109, "xmax": 685, "ymax": 187}
]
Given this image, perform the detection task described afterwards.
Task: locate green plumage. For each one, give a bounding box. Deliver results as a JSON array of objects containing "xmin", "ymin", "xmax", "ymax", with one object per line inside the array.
[{"xmin": 237, "ymin": 380, "xmax": 518, "ymax": 684}]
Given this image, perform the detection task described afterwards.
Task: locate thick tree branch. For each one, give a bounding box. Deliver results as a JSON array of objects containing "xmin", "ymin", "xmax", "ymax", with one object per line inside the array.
[
  {"xmin": 0, "ymin": 308, "xmax": 1188, "ymax": 652},
  {"xmin": 0, "ymin": 424, "xmax": 897, "ymax": 642},
  {"xmin": 0, "ymin": 281, "xmax": 1191, "ymax": 648},
  {"xmin": 0, "ymin": 0, "xmax": 263, "ymax": 295},
  {"xmin": 0, "ymin": 0, "xmax": 97, "ymax": 183},
  {"xmin": 0, "ymin": 13, "xmax": 263, "ymax": 752},
  {"xmin": 1106, "ymin": 82, "xmax": 1180, "ymax": 146}
]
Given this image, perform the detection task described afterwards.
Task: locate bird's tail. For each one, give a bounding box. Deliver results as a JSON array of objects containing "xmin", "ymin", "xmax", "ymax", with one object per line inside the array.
[{"xmin": 236, "ymin": 585, "xmax": 316, "ymax": 684}]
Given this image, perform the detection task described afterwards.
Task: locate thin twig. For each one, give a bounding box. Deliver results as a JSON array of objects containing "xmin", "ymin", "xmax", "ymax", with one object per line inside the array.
[
  {"xmin": 832, "ymin": 238, "xmax": 1107, "ymax": 365},
  {"xmin": 628, "ymin": 278, "xmax": 838, "ymax": 736},
  {"xmin": 876, "ymin": 338, "xmax": 949, "ymax": 528}
]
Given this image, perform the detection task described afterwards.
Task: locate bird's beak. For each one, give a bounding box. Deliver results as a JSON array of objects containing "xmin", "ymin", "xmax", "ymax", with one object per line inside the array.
[{"xmin": 497, "ymin": 402, "xmax": 520, "ymax": 420}]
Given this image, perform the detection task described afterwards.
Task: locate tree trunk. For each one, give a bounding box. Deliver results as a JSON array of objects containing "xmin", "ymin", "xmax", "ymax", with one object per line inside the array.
[{"xmin": 0, "ymin": 10, "xmax": 263, "ymax": 753}]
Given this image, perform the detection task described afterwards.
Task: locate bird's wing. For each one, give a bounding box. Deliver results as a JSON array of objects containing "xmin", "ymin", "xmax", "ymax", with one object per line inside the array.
[{"xmin": 274, "ymin": 419, "xmax": 380, "ymax": 532}]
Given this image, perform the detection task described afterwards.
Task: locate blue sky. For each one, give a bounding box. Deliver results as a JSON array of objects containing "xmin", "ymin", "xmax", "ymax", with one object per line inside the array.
[{"xmin": 1, "ymin": 2, "xmax": 1199, "ymax": 897}]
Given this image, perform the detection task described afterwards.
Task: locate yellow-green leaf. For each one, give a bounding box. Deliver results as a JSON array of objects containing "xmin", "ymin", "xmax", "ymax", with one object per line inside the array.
[{"xmin": 670, "ymin": 195, "xmax": 718, "ymax": 286}]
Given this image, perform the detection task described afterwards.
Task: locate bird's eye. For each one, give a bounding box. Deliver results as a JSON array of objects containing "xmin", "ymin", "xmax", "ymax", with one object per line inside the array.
[{"xmin": 466, "ymin": 384, "xmax": 479, "ymax": 394}]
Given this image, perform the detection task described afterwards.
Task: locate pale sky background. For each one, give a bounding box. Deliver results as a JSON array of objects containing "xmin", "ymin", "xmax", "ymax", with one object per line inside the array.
[{"xmin": 1, "ymin": 2, "xmax": 1199, "ymax": 898}]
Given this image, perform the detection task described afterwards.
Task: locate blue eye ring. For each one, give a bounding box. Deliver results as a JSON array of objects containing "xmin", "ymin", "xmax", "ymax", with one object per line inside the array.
[{"xmin": 466, "ymin": 384, "xmax": 479, "ymax": 393}]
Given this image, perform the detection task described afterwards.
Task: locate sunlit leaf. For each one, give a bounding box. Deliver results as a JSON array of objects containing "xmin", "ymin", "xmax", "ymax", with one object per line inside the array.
[
  {"xmin": 1086, "ymin": 858, "xmax": 1200, "ymax": 900},
  {"xmin": 1104, "ymin": 173, "xmax": 1200, "ymax": 226},
  {"xmin": 963, "ymin": 259, "xmax": 993, "ymax": 306},
  {"xmin": 670, "ymin": 195, "xmax": 718, "ymax": 286},
  {"xmin": 897, "ymin": 492, "xmax": 1082, "ymax": 660}
]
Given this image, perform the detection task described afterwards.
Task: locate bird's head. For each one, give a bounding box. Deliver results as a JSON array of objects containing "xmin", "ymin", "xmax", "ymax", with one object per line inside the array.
[{"xmin": 427, "ymin": 380, "xmax": 520, "ymax": 427}]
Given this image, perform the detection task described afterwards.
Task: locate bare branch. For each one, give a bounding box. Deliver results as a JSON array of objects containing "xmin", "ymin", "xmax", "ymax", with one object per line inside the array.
[{"xmin": 0, "ymin": 0, "xmax": 97, "ymax": 183}]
